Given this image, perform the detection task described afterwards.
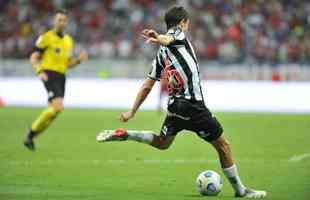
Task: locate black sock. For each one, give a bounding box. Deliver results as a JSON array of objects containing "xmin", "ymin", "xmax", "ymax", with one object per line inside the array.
[{"xmin": 27, "ymin": 129, "xmax": 37, "ymax": 140}]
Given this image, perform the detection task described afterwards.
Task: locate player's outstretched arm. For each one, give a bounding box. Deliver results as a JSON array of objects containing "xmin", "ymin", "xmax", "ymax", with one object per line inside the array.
[
  {"xmin": 68, "ymin": 50, "xmax": 88, "ymax": 68},
  {"xmin": 120, "ymin": 78, "xmax": 156, "ymax": 122},
  {"xmin": 142, "ymin": 29, "xmax": 174, "ymax": 46}
]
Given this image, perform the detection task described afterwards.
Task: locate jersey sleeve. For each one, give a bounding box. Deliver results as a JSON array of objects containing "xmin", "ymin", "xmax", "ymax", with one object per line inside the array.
[
  {"xmin": 168, "ymin": 27, "xmax": 186, "ymax": 46},
  {"xmin": 34, "ymin": 33, "xmax": 49, "ymax": 52},
  {"xmin": 147, "ymin": 51, "xmax": 164, "ymax": 81}
]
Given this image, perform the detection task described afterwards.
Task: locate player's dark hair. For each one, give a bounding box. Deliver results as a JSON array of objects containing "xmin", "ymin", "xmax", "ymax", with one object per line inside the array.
[
  {"xmin": 55, "ymin": 9, "xmax": 68, "ymax": 16},
  {"xmin": 164, "ymin": 6, "xmax": 189, "ymax": 30}
]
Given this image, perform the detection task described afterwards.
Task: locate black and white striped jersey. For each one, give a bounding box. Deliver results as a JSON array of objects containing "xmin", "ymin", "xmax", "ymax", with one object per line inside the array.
[{"xmin": 147, "ymin": 28, "xmax": 204, "ymax": 101}]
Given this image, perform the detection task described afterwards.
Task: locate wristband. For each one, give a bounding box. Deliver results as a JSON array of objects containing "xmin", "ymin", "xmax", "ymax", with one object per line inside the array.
[
  {"xmin": 76, "ymin": 58, "xmax": 81, "ymax": 65},
  {"xmin": 36, "ymin": 68, "xmax": 43, "ymax": 75}
]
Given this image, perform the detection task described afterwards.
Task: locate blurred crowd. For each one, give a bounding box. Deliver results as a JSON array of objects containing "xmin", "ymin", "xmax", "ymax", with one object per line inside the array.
[{"xmin": 1, "ymin": 0, "xmax": 310, "ymax": 64}]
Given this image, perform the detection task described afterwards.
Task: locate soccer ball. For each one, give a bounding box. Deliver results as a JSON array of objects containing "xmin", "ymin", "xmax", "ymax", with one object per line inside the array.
[{"xmin": 196, "ymin": 170, "xmax": 223, "ymax": 196}]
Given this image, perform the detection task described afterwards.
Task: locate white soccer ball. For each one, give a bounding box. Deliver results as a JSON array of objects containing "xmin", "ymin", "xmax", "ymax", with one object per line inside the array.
[{"xmin": 196, "ymin": 170, "xmax": 223, "ymax": 196}]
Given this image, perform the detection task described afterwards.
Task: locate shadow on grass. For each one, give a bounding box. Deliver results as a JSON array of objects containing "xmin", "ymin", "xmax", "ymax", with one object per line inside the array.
[{"xmin": 182, "ymin": 193, "xmax": 234, "ymax": 199}]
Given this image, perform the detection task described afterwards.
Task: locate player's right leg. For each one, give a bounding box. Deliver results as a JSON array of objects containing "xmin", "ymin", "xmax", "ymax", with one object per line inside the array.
[
  {"xmin": 97, "ymin": 128, "xmax": 175, "ymax": 150},
  {"xmin": 97, "ymin": 114, "xmax": 183, "ymax": 150}
]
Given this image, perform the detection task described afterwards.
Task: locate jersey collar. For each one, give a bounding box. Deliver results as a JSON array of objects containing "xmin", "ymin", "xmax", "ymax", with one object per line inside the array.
[{"xmin": 53, "ymin": 29, "xmax": 64, "ymax": 38}]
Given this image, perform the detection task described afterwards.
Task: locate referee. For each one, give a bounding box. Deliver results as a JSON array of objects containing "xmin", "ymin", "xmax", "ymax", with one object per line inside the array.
[{"xmin": 24, "ymin": 10, "xmax": 88, "ymax": 151}]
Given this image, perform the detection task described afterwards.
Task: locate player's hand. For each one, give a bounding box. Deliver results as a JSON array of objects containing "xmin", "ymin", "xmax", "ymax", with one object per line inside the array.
[
  {"xmin": 142, "ymin": 29, "xmax": 159, "ymax": 43},
  {"xmin": 38, "ymin": 72, "xmax": 48, "ymax": 82},
  {"xmin": 119, "ymin": 111, "xmax": 135, "ymax": 122},
  {"xmin": 78, "ymin": 50, "xmax": 88, "ymax": 62}
]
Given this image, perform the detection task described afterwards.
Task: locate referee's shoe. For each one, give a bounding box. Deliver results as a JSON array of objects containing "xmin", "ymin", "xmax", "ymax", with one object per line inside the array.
[{"xmin": 23, "ymin": 129, "xmax": 36, "ymax": 151}]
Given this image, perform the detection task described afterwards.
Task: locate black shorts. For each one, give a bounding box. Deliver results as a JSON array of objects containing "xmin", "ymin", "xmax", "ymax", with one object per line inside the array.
[
  {"xmin": 42, "ymin": 70, "xmax": 66, "ymax": 102},
  {"xmin": 160, "ymin": 98, "xmax": 223, "ymax": 142}
]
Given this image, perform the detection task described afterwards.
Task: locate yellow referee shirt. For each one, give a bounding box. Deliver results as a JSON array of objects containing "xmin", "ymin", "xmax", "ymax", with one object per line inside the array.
[{"xmin": 35, "ymin": 30, "xmax": 74, "ymax": 74}]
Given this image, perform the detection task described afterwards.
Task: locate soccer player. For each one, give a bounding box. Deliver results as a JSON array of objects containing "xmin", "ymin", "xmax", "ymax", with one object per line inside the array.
[
  {"xmin": 23, "ymin": 10, "xmax": 88, "ymax": 151},
  {"xmin": 97, "ymin": 6, "xmax": 266, "ymax": 198}
]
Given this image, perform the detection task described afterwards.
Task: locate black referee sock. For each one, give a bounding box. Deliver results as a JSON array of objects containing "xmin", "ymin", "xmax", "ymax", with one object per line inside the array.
[{"xmin": 27, "ymin": 129, "xmax": 38, "ymax": 140}]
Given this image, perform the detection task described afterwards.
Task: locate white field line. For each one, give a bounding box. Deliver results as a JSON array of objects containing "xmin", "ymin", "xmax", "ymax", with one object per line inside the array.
[
  {"xmin": 4, "ymin": 158, "xmax": 292, "ymax": 166},
  {"xmin": 288, "ymin": 153, "xmax": 310, "ymax": 162},
  {"xmin": 5, "ymin": 159, "xmax": 217, "ymax": 166}
]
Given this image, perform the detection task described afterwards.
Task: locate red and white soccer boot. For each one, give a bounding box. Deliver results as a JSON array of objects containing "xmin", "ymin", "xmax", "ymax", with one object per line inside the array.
[{"xmin": 97, "ymin": 128, "xmax": 128, "ymax": 142}]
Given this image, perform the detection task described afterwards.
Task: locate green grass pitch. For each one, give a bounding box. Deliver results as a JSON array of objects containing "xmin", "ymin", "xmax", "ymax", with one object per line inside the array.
[{"xmin": 0, "ymin": 107, "xmax": 310, "ymax": 200}]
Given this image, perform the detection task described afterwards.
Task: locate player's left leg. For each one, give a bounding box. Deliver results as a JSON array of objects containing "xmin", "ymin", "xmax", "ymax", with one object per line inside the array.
[
  {"xmin": 31, "ymin": 97, "xmax": 64, "ymax": 133},
  {"xmin": 191, "ymin": 104, "xmax": 266, "ymax": 198},
  {"xmin": 24, "ymin": 71, "xmax": 66, "ymax": 151},
  {"xmin": 24, "ymin": 98, "xmax": 64, "ymax": 150},
  {"xmin": 210, "ymin": 135, "xmax": 247, "ymax": 195},
  {"xmin": 211, "ymin": 134, "xmax": 266, "ymax": 198}
]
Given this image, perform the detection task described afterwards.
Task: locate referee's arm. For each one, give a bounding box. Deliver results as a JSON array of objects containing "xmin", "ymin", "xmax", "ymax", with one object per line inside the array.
[
  {"xmin": 30, "ymin": 48, "xmax": 48, "ymax": 81},
  {"xmin": 32, "ymin": 34, "xmax": 48, "ymax": 74},
  {"xmin": 68, "ymin": 50, "xmax": 88, "ymax": 68},
  {"xmin": 30, "ymin": 49, "xmax": 42, "ymax": 74}
]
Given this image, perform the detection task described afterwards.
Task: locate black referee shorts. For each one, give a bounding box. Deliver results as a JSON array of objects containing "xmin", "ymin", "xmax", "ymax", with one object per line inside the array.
[
  {"xmin": 160, "ymin": 98, "xmax": 223, "ymax": 142},
  {"xmin": 42, "ymin": 70, "xmax": 66, "ymax": 102}
]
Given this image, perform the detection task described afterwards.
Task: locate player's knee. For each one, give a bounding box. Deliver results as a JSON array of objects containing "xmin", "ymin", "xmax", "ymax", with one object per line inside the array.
[
  {"xmin": 57, "ymin": 106, "xmax": 64, "ymax": 113},
  {"xmin": 155, "ymin": 137, "xmax": 171, "ymax": 150},
  {"xmin": 157, "ymin": 143, "xmax": 170, "ymax": 150},
  {"xmin": 54, "ymin": 104, "xmax": 64, "ymax": 113},
  {"xmin": 51, "ymin": 100, "xmax": 64, "ymax": 113},
  {"xmin": 152, "ymin": 135, "xmax": 173, "ymax": 150}
]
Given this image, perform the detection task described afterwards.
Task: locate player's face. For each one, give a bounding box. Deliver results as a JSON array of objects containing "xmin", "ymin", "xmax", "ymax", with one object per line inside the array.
[
  {"xmin": 180, "ymin": 19, "xmax": 190, "ymax": 32},
  {"xmin": 54, "ymin": 13, "xmax": 67, "ymax": 33}
]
